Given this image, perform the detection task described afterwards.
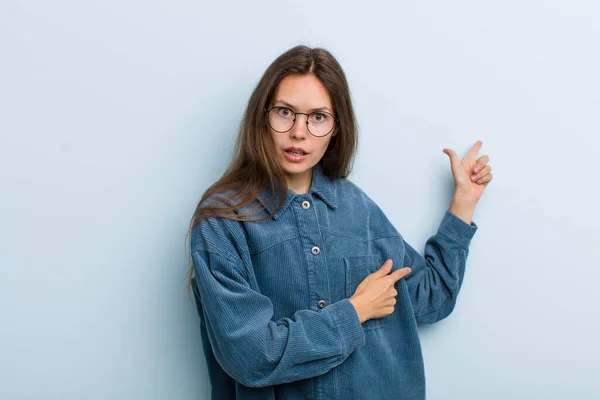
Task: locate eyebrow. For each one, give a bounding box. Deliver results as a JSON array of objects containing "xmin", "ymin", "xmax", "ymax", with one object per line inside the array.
[{"xmin": 273, "ymin": 100, "xmax": 333, "ymax": 114}]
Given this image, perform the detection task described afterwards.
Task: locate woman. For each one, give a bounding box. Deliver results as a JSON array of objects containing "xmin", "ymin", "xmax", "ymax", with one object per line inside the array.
[{"xmin": 186, "ymin": 45, "xmax": 493, "ymax": 399}]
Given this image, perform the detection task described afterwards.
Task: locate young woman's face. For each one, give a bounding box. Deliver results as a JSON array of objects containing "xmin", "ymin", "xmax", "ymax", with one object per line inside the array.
[{"xmin": 266, "ymin": 74, "xmax": 337, "ymax": 179}]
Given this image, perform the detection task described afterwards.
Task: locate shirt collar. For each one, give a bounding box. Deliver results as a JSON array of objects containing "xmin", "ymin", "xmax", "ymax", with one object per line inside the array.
[{"xmin": 257, "ymin": 162, "xmax": 338, "ymax": 220}]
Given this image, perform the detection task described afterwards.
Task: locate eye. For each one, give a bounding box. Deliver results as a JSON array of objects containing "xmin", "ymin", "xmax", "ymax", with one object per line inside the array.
[
  {"xmin": 277, "ymin": 107, "xmax": 293, "ymax": 118},
  {"xmin": 310, "ymin": 112, "xmax": 328, "ymax": 123}
]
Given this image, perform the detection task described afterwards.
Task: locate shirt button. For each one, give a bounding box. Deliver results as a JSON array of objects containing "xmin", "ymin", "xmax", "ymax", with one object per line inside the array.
[
  {"xmin": 317, "ymin": 299, "xmax": 327, "ymax": 308},
  {"xmin": 311, "ymin": 246, "xmax": 320, "ymax": 255},
  {"xmin": 301, "ymin": 200, "xmax": 311, "ymax": 209}
]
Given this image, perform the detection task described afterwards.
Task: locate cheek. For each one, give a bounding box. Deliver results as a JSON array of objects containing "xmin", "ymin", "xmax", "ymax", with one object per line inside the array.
[
  {"xmin": 269, "ymin": 130, "xmax": 282, "ymax": 145},
  {"xmin": 320, "ymin": 139, "xmax": 333, "ymax": 154}
]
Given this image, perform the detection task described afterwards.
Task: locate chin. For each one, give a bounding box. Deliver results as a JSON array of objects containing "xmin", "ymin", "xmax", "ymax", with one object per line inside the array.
[
  {"xmin": 280, "ymin": 157, "xmax": 314, "ymax": 174},
  {"xmin": 282, "ymin": 164, "xmax": 310, "ymax": 174}
]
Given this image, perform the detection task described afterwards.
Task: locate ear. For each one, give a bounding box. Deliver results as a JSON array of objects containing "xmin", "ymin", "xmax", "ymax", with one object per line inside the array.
[{"xmin": 332, "ymin": 117, "xmax": 341, "ymax": 137}]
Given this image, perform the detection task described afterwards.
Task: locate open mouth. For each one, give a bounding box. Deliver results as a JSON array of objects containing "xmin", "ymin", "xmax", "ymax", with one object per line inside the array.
[{"xmin": 285, "ymin": 150, "xmax": 307, "ymax": 156}]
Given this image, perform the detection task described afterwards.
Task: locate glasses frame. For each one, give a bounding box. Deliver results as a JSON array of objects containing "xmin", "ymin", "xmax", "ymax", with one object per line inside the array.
[{"xmin": 265, "ymin": 106, "xmax": 339, "ymax": 137}]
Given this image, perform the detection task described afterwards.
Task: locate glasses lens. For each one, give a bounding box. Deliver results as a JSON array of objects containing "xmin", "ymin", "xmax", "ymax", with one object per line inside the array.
[
  {"xmin": 268, "ymin": 107, "xmax": 294, "ymax": 132},
  {"xmin": 307, "ymin": 111, "xmax": 335, "ymax": 137},
  {"xmin": 268, "ymin": 107, "xmax": 335, "ymax": 136}
]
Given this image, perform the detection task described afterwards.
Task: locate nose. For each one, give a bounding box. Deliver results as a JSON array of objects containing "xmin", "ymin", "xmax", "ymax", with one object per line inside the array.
[{"xmin": 291, "ymin": 113, "xmax": 310, "ymax": 138}]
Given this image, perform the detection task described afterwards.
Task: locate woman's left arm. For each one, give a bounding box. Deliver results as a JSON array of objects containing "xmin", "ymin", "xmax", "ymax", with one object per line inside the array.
[
  {"xmin": 402, "ymin": 202, "xmax": 477, "ymax": 324},
  {"xmin": 403, "ymin": 140, "xmax": 493, "ymax": 323}
]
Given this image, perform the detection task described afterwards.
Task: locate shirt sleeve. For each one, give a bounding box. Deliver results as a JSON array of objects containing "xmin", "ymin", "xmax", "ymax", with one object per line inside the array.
[
  {"xmin": 402, "ymin": 209, "xmax": 478, "ymax": 324},
  {"xmin": 191, "ymin": 216, "xmax": 366, "ymax": 388}
]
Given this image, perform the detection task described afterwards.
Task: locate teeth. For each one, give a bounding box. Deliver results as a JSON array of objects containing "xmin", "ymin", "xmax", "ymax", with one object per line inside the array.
[{"xmin": 287, "ymin": 150, "xmax": 304, "ymax": 155}]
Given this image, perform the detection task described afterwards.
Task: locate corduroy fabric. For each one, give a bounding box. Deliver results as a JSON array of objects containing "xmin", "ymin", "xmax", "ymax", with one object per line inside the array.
[{"xmin": 190, "ymin": 162, "xmax": 478, "ymax": 399}]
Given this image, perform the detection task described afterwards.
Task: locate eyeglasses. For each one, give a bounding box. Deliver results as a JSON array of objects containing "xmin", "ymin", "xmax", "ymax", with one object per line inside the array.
[{"xmin": 265, "ymin": 106, "xmax": 339, "ymax": 137}]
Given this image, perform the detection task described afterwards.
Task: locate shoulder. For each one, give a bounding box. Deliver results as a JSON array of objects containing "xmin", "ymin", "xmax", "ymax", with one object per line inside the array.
[
  {"xmin": 191, "ymin": 191, "xmax": 249, "ymax": 257},
  {"xmin": 336, "ymin": 177, "xmax": 381, "ymax": 210},
  {"xmin": 197, "ymin": 188, "xmax": 240, "ymax": 209}
]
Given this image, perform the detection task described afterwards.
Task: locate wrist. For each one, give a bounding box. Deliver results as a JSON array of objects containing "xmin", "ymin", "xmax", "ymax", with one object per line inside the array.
[
  {"xmin": 449, "ymin": 195, "xmax": 476, "ymax": 225},
  {"xmin": 452, "ymin": 189, "xmax": 477, "ymax": 207},
  {"xmin": 349, "ymin": 297, "xmax": 368, "ymax": 324}
]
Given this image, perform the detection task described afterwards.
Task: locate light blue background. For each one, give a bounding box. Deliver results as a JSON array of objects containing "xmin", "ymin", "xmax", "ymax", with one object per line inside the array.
[{"xmin": 1, "ymin": 1, "xmax": 599, "ymax": 399}]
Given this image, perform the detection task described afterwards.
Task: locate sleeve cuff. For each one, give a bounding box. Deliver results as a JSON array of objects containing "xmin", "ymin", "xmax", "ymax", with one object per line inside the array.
[
  {"xmin": 437, "ymin": 209, "xmax": 478, "ymax": 247},
  {"xmin": 326, "ymin": 299, "xmax": 366, "ymax": 357}
]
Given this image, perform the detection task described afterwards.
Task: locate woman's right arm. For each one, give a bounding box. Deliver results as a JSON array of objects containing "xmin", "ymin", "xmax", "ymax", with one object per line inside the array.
[{"xmin": 191, "ymin": 217, "xmax": 365, "ymax": 388}]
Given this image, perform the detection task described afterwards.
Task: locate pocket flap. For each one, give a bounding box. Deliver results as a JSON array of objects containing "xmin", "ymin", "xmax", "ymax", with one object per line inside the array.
[{"xmin": 343, "ymin": 254, "xmax": 383, "ymax": 270}]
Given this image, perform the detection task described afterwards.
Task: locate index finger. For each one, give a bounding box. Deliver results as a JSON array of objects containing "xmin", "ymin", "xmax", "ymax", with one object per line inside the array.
[
  {"xmin": 466, "ymin": 140, "xmax": 483, "ymax": 161},
  {"xmin": 389, "ymin": 267, "xmax": 412, "ymax": 282}
]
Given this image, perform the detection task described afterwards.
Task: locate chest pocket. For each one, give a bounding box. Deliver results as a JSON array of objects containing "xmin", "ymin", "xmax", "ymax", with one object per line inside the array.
[{"xmin": 344, "ymin": 254, "xmax": 391, "ymax": 331}]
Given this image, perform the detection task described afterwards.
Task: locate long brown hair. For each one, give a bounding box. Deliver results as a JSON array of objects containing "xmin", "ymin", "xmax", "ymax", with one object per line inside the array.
[{"xmin": 185, "ymin": 45, "xmax": 359, "ymax": 295}]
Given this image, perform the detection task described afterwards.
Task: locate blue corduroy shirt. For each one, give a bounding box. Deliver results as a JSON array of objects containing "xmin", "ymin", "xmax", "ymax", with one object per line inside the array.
[{"xmin": 190, "ymin": 162, "xmax": 478, "ymax": 399}]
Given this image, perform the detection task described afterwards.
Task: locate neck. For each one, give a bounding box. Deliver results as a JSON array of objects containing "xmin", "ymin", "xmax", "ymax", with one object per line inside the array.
[{"xmin": 285, "ymin": 168, "xmax": 313, "ymax": 195}]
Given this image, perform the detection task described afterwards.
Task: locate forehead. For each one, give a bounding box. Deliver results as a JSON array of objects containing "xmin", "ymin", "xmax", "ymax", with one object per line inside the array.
[{"xmin": 272, "ymin": 74, "xmax": 333, "ymax": 110}]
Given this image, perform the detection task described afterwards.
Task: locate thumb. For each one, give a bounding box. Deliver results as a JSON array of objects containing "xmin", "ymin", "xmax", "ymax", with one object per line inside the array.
[
  {"xmin": 443, "ymin": 148, "xmax": 460, "ymax": 168},
  {"xmin": 374, "ymin": 259, "xmax": 393, "ymax": 277}
]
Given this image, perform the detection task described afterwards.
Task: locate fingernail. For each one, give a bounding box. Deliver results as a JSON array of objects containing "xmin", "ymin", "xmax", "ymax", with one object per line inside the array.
[
  {"xmin": 473, "ymin": 166, "xmax": 479, "ymax": 173},
  {"xmin": 471, "ymin": 175, "xmax": 478, "ymax": 181}
]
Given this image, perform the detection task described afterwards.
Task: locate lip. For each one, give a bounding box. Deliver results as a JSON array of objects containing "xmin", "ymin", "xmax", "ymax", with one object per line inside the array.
[
  {"xmin": 284, "ymin": 146, "xmax": 308, "ymax": 154},
  {"xmin": 283, "ymin": 149, "xmax": 309, "ymax": 162}
]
